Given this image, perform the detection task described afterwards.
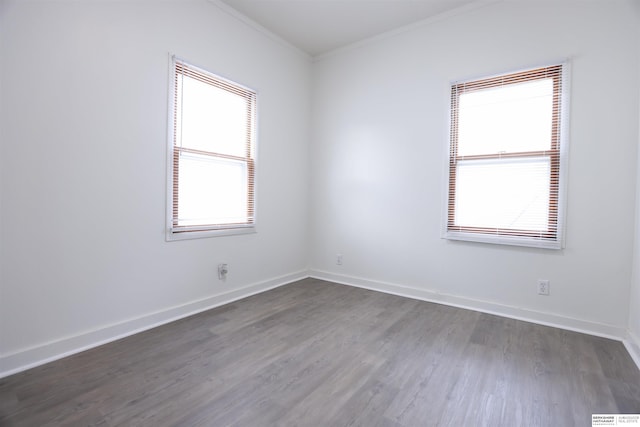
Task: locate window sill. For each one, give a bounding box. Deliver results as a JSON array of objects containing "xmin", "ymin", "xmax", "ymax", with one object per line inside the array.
[
  {"xmin": 166, "ymin": 226, "xmax": 256, "ymax": 241},
  {"xmin": 444, "ymin": 230, "xmax": 562, "ymax": 250}
]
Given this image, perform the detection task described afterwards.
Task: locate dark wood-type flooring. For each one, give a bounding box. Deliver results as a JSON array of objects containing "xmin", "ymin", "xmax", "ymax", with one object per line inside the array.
[{"xmin": 2, "ymin": 278, "xmax": 639, "ymax": 426}]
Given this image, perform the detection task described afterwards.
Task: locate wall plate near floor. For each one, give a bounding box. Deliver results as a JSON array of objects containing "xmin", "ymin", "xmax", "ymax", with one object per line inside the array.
[
  {"xmin": 537, "ymin": 279, "xmax": 550, "ymax": 295},
  {"xmin": 218, "ymin": 263, "xmax": 228, "ymax": 280}
]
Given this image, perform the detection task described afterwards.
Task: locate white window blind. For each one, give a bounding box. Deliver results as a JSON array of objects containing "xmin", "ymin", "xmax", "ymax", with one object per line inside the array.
[
  {"xmin": 169, "ymin": 57, "xmax": 256, "ymax": 237},
  {"xmin": 445, "ymin": 64, "xmax": 569, "ymax": 249}
]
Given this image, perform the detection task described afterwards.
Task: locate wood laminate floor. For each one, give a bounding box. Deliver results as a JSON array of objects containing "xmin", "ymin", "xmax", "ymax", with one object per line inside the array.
[{"xmin": 1, "ymin": 278, "xmax": 639, "ymax": 426}]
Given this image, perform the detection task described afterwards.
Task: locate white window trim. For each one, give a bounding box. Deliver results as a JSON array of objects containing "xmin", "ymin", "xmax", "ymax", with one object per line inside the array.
[
  {"xmin": 165, "ymin": 54, "xmax": 258, "ymax": 242},
  {"xmin": 442, "ymin": 61, "xmax": 571, "ymax": 250}
]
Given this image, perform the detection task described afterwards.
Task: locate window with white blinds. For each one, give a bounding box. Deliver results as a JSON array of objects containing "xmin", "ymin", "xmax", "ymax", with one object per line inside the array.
[
  {"xmin": 445, "ymin": 64, "xmax": 569, "ymax": 249},
  {"xmin": 167, "ymin": 57, "xmax": 256, "ymax": 239}
]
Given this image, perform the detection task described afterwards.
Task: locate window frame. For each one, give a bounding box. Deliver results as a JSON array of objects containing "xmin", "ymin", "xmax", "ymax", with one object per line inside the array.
[
  {"xmin": 443, "ymin": 63, "xmax": 570, "ymax": 249},
  {"xmin": 166, "ymin": 55, "xmax": 257, "ymax": 241}
]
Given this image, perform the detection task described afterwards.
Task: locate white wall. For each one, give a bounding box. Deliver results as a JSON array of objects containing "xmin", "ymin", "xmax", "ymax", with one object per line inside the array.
[
  {"xmin": 310, "ymin": 0, "xmax": 640, "ymax": 335},
  {"xmin": 2, "ymin": 0, "xmax": 640, "ymax": 377},
  {"xmin": 629, "ymin": 1, "xmax": 640, "ymax": 364},
  {"xmin": 0, "ymin": 0, "xmax": 310, "ymax": 374}
]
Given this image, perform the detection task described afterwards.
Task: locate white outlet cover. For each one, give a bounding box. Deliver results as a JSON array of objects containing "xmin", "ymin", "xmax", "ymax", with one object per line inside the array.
[{"xmin": 537, "ymin": 279, "xmax": 550, "ymax": 295}]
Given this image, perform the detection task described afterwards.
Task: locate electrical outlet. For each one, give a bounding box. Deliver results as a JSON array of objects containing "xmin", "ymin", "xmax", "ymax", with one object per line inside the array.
[
  {"xmin": 218, "ymin": 263, "xmax": 228, "ymax": 280},
  {"xmin": 336, "ymin": 254, "xmax": 343, "ymax": 265},
  {"xmin": 537, "ymin": 279, "xmax": 550, "ymax": 296}
]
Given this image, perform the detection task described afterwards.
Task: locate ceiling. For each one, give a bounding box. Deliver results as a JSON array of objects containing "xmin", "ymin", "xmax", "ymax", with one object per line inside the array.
[{"xmin": 217, "ymin": 0, "xmax": 480, "ymax": 56}]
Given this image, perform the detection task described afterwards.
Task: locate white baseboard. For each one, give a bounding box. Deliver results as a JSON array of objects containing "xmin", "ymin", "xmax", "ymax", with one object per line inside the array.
[
  {"xmin": 309, "ymin": 269, "xmax": 627, "ymax": 342},
  {"xmin": 0, "ymin": 270, "xmax": 308, "ymax": 379},
  {"xmin": 4, "ymin": 270, "xmax": 636, "ymax": 379},
  {"xmin": 624, "ymin": 330, "xmax": 640, "ymax": 371}
]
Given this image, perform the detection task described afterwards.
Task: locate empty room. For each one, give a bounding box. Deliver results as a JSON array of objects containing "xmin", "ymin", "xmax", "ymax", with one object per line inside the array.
[{"xmin": 1, "ymin": 0, "xmax": 640, "ymax": 425}]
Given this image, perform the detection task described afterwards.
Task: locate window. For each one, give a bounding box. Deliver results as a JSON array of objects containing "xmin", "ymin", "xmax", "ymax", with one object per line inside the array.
[
  {"xmin": 445, "ymin": 64, "xmax": 569, "ymax": 249},
  {"xmin": 167, "ymin": 57, "xmax": 256, "ymax": 239}
]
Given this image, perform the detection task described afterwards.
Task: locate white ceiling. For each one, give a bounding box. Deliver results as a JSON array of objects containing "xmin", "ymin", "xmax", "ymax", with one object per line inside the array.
[{"xmin": 217, "ymin": 0, "xmax": 479, "ymax": 56}]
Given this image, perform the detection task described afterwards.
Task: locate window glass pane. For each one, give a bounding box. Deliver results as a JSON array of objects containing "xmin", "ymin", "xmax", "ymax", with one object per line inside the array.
[
  {"xmin": 177, "ymin": 152, "xmax": 248, "ymax": 226},
  {"xmin": 177, "ymin": 74, "xmax": 248, "ymax": 157},
  {"xmin": 458, "ymin": 79, "xmax": 553, "ymax": 156},
  {"xmin": 454, "ymin": 157, "xmax": 550, "ymax": 231}
]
